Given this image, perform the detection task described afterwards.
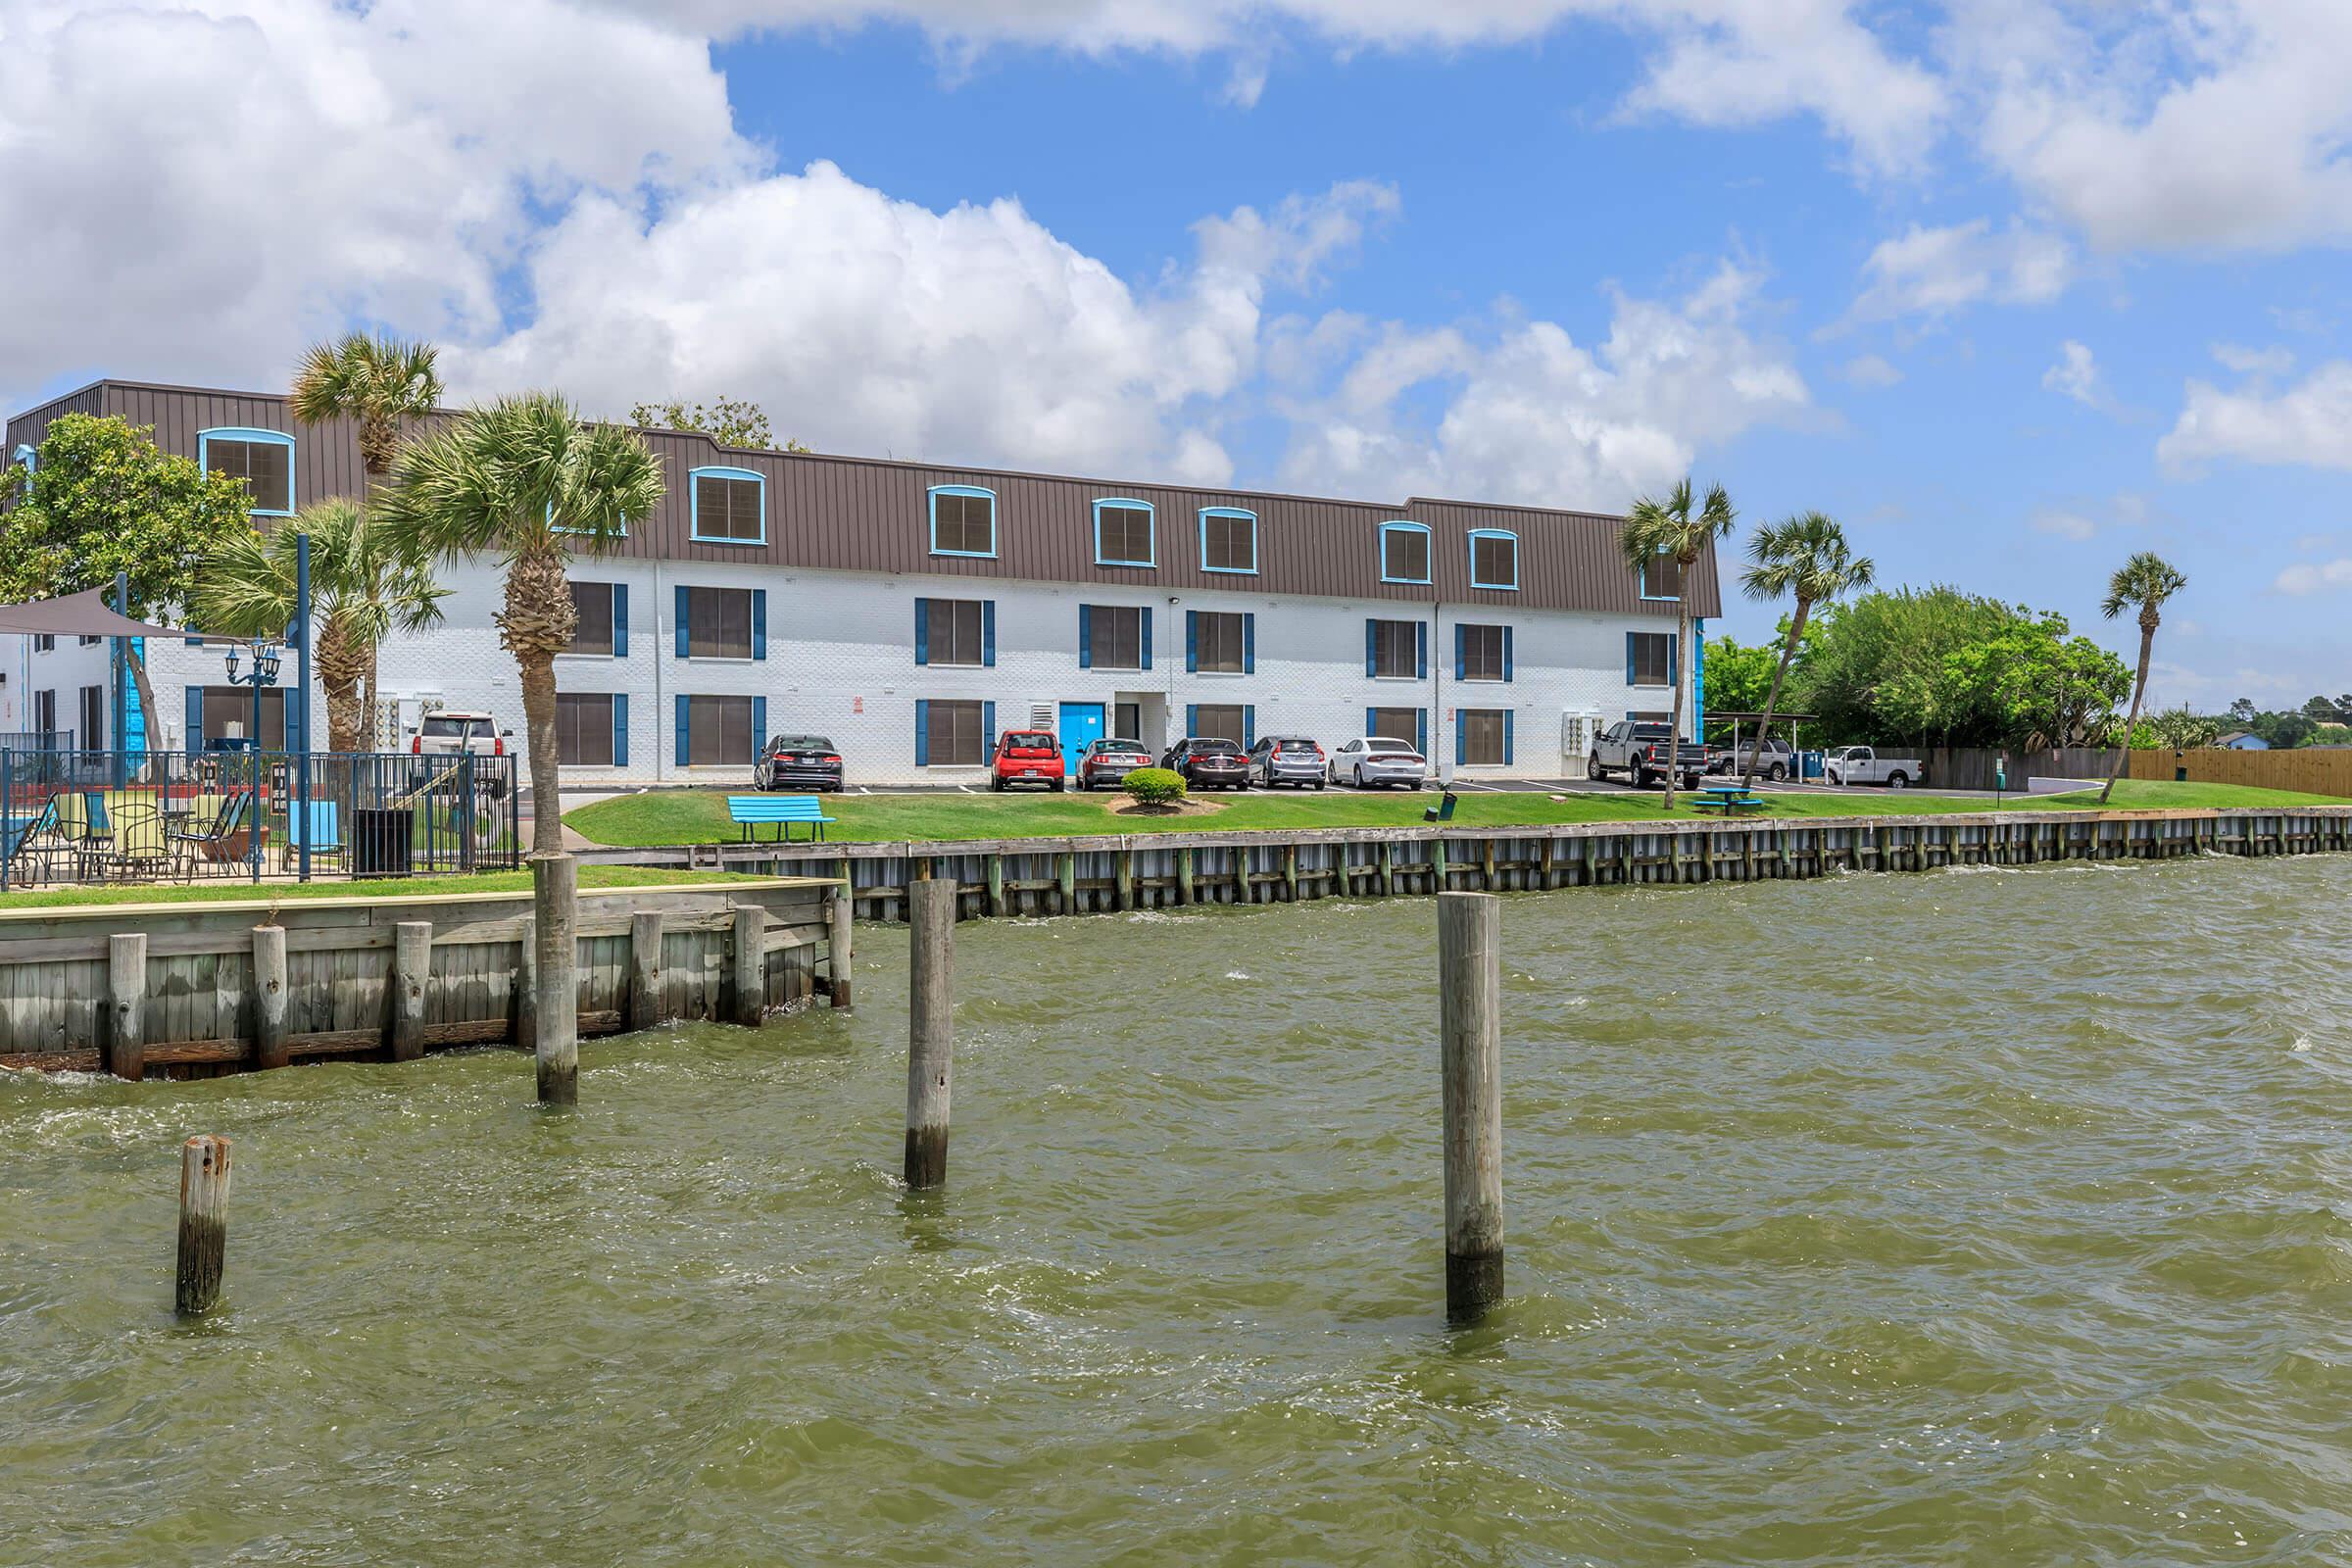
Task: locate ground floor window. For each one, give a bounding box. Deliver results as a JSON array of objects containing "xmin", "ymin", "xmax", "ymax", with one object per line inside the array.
[
  {"xmin": 557, "ymin": 692, "xmax": 618, "ymax": 766},
  {"xmin": 684, "ymin": 695, "xmax": 755, "ymax": 765},
  {"xmin": 1193, "ymin": 704, "xmax": 1249, "ymax": 745},
  {"xmin": 1370, "ymin": 707, "xmax": 1423, "ymax": 749},
  {"xmin": 1460, "ymin": 708, "xmax": 1510, "ymax": 766},
  {"xmin": 33, "ymin": 689, "xmax": 56, "ymax": 738},
  {"xmin": 922, "ymin": 700, "xmax": 987, "ymax": 766},
  {"xmin": 195, "ymin": 686, "xmax": 287, "ymax": 750}
]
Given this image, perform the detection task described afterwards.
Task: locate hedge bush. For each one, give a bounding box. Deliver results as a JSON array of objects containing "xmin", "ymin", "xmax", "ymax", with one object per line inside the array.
[{"xmin": 1122, "ymin": 766, "xmax": 1187, "ymax": 808}]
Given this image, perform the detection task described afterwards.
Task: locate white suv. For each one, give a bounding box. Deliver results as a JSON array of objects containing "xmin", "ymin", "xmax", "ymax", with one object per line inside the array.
[{"xmin": 407, "ymin": 710, "xmax": 512, "ymax": 791}]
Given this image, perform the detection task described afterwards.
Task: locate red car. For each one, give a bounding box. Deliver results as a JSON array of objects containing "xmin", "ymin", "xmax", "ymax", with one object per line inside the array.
[{"xmin": 990, "ymin": 730, "xmax": 1066, "ymax": 792}]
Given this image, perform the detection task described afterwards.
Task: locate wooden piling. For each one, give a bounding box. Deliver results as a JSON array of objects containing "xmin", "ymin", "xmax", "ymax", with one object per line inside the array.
[
  {"xmin": 730, "ymin": 906, "xmax": 766, "ymax": 1026},
  {"xmin": 106, "ymin": 932, "xmax": 145, "ymax": 1081},
  {"xmin": 515, "ymin": 914, "xmax": 538, "ymax": 1048},
  {"xmin": 1438, "ymin": 892, "xmax": 1504, "ymax": 1321},
  {"xmin": 1176, "ymin": 848, "xmax": 1195, "ymax": 906},
  {"xmin": 826, "ymin": 884, "xmax": 855, "ymax": 1009},
  {"xmin": 1114, "ymin": 847, "xmax": 1133, "ymax": 911},
  {"xmin": 175, "ymin": 1134, "xmax": 231, "ymax": 1316},
  {"xmin": 531, "ymin": 853, "xmax": 578, "ymax": 1105},
  {"xmin": 984, "ymin": 855, "xmax": 1004, "ymax": 917},
  {"xmin": 905, "ymin": 878, "xmax": 956, "ymax": 1189},
  {"xmin": 628, "ymin": 910, "xmax": 664, "ymax": 1032},
  {"xmin": 252, "ymin": 924, "xmax": 289, "ymax": 1070},
  {"xmin": 1055, "ymin": 852, "xmax": 1075, "ymax": 914},
  {"xmin": 389, "ymin": 920, "xmax": 430, "ymax": 1061}
]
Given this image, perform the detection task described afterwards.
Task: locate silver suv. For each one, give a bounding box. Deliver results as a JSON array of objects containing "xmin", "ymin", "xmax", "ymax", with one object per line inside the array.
[{"xmin": 407, "ymin": 710, "xmax": 512, "ymax": 791}]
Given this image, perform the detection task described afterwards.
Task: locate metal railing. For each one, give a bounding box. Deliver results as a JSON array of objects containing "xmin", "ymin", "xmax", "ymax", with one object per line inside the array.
[
  {"xmin": 0, "ymin": 729, "xmax": 74, "ymax": 756},
  {"xmin": 0, "ymin": 750, "xmax": 521, "ymax": 890}
]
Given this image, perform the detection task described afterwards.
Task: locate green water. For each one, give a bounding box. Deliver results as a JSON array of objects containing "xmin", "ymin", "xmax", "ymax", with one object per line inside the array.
[{"xmin": 5, "ymin": 857, "xmax": 2349, "ymax": 1565}]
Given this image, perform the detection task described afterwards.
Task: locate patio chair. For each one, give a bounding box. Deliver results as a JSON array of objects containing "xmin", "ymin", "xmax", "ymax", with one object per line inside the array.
[
  {"xmin": 107, "ymin": 799, "xmax": 172, "ymax": 882},
  {"xmin": 289, "ymin": 800, "xmax": 343, "ymax": 867},
  {"xmin": 171, "ymin": 790, "xmax": 256, "ymax": 879},
  {"xmin": 1, "ymin": 798, "xmax": 59, "ymax": 886}
]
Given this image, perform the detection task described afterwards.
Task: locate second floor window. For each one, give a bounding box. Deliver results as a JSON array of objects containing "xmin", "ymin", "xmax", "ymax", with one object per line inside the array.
[
  {"xmin": 1458, "ymin": 622, "xmax": 1510, "ymax": 682},
  {"xmin": 1628, "ymin": 630, "xmax": 1675, "ymax": 686},
  {"xmin": 1370, "ymin": 618, "xmax": 1421, "ymax": 679},
  {"xmin": 1192, "ymin": 610, "xmax": 1250, "ymax": 674},
  {"xmin": 1200, "ymin": 507, "xmax": 1257, "ymax": 573},
  {"xmin": 1083, "ymin": 604, "xmax": 1147, "ymax": 670},
  {"xmin": 568, "ymin": 582, "xmax": 619, "ymax": 656},
  {"xmin": 200, "ymin": 429, "xmax": 293, "ymax": 514},
  {"xmin": 931, "ymin": 487, "xmax": 997, "ymax": 557},
  {"xmin": 921, "ymin": 598, "xmax": 989, "ymax": 666},
  {"xmin": 682, "ymin": 586, "xmax": 754, "ymax": 660}
]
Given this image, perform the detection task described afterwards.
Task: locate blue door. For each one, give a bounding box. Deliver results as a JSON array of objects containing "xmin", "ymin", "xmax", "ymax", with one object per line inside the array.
[{"xmin": 1059, "ymin": 703, "xmax": 1105, "ymax": 775}]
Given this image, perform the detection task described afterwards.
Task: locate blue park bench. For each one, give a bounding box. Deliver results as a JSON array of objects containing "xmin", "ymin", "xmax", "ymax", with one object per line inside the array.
[{"xmin": 727, "ymin": 794, "xmax": 837, "ymax": 844}]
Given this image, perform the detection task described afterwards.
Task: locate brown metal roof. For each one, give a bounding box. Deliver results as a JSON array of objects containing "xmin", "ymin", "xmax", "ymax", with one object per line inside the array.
[{"xmin": 7, "ymin": 379, "xmax": 1723, "ymax": 618}]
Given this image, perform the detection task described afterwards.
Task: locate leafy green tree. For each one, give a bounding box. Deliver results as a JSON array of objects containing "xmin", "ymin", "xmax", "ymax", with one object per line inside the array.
[
  {"xmin": 1700, "ymin": 632, "xmax": 1779, "ymax": 719},
  {"xmin": 1618, "ymin": 478, "xmax": 1736, "ymax": 807},
  {"xmin": 289, "ymin": 332, "xmax": 444, "ymax": 482},
  {"xmin": 375, "ymin": 393, "xmax": 665, "ymax": 856},
  {"xmin": 2097, "ymin": 551, "xmax": 2188, "ymax": 804},
  {"xmin": 194, "ymin": 498, "xmax": 449, "ymax": 754},
  {"xmin": 2140, "ymin": 707, "xmax": 2221, "ymax": 750},
  {"xmin": 1736, "ymin": 511, "xmax": 1873, "ymax": 786},
  {"xmin": 0, "ymin": 414, "xmax": 255, "ymax": 738},
  {"xmin": 629, "ymin": 396, "xmax": 806, "ymax": 452}
]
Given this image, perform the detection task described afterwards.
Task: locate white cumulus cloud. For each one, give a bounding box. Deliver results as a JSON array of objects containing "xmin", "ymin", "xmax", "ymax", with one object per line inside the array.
[
  {"xmin": 2042, "ymin": 339, "xmax": 2106, "ymax": 408},
  {"xmin": 1846, "ymin": 218, "xmax": 2074, "ymax": 323},
  {"xmin": 2274, "ymin": 559, "xmax": 2352, "ymax": 596},
  {"xmin": 2159, "ymin": 362, "xmax": 2352, "ymax": 474}
]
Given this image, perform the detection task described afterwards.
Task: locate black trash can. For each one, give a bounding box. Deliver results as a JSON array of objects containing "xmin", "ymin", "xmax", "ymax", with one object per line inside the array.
[{"xmin": 351, "ymin": 808, "xmax": 416, "ymax": 877}]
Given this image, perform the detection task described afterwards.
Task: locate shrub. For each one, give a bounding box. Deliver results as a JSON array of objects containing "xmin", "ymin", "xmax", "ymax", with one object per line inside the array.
[{"xmin": 1123, "ymin": 766, "xmax": 1187, "ymax": 808}]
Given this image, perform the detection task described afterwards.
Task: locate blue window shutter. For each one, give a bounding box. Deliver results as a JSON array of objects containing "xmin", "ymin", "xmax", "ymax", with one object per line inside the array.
[
  {"xmin": 983, "ymin": 701, "xmax": 996, "ymax": 751},
  {"xmin": 914, "ymin": 599, "xmax": 929, "ymax": 665},
  {"xmin": 1140, "ymin": 607, "xmax": 1152, "ymax": 669},
  {"xmin": 183, "ymin": 687, "xmax": 203, "ymax": 754},
  {"xmin": 1416, "ymin": 709, "xmax": 1428, "ymax": 757},
  {"xmin": 914, "ymin": 701, "xmax": 930, "ymax": 766},
  {"xmin": 1365, "ymin": 619, "xmax": 1377, "ymax": 677},
  {"xmin": 1365, "ymin": 706, "xmax": 1377, "ymax": 736},
  {"xmin": 1186, "ymin": 611, "xmax": 1199, "ymax": 672},
  {"xmin": 1416, "ymin": 621, "xmax": 1428, "ymax": 680},
  {"xmin": 1503, "ymin": 709, "xmax": 1515, "ymax": 765},
  {"xmin": 612, "ymin": 585, "xmax": 628, "ymax": 659},
  {"xmin": 1243, "ymin": 613, "xmax": 1255, "ymax": 674},
  {"xmin": 983, "ymin": 601, "xmax": 996, "ymax": 667},
  {"xmin": 1079, "ymin": 604, "xmax": 1093, "ymax": 668},
  {"xmin": 1455, "ymin": 624, "xmax": 1466, "ymax": 680},
  {"xmin": 1244, "ymin": 706, "xmax": 1255, "ymax": 748},
  {"xmin": 612, "ymin": 694, "xmax": 629, "ymax": 768},
  {"xmin": 1625, "ymin": 632, "xmax": 1637, "ymax": 684},
  {"xmin": 1503, "ymin": 626, "xmax": 1514, "ymax": 683},
  {"xmin": 751, "ymin": 696, "xmax": 765, "ymax": 756},
  {"xmin": 1186, "ymin": 704, "xmax": 1199, "ymax": 736},
  {"xmin": 675, "ymin": 585, "xmax": 690, "ymax": 659},
  {"xmin": 674, "ymin": 694, "xmax": 691, "ymax": 767},
  {"xmin": 752, "ymin": 589, "xmax": 766, "ymax": 661},
  {"xmin": 1455, "ymin": 710, "xmax": 1467, "ymax": 766},
  {"xmin": 1667, "ymin": 635, "xmax": 1678, "ymax": 686}
]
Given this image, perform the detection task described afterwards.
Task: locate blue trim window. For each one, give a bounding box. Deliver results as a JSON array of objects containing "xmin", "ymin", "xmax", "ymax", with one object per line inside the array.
[
  {"xmin": 1199, "ymin": 507, "xmax": 1257, "ymax": 574},
  {"xmin": 10, "ymin": 443, "xmax": 33, "ymax": 473},
  {"xmin": 930, "ymin": 485, "xmax": 998, "ymax": 558},
  {"xmin": 1468, "ymin": 528, "xmax": 1519, "ymax": 591},
  {"xmin": 1641, "ymin": 551, "xmax": 1684, "ymax": 601},
  {"xmin": 197, "ymin": 426, "xmax": 294, "ymax": 516},
  {"xmin": 1378, "ymin": 520, "xmax": 1430, "ymax": 584},
  {"xmin": 689, "ymin": 466, "xmax": 765, "ymax": 544},
  {"xmin": 1093, "ymin": 499, "xmax": 1156, "ymax": 567}
]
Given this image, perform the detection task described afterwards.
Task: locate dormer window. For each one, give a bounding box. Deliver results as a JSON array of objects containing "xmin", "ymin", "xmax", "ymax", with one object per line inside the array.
[
  {"xmin": 930, "ymin": 485, "xmax": 998, "ymax": 558},
  {"xmin": 1093, "ymin": 499, "xmax": 1155, "ymax": 567},
  {"xmin": 1379, "ymin": 521, "xmax": 1430, "ymax": 584},
  {"xmin": 1200, "ymin": 507, "xmax": 1257, "ymax": 574},
  {"xmin": 690, "ymin": 466, "xmax": 765, "ymax": 544},
  {"xmin": 198, "ymin": 427, "xmax": 295, "ymax": 516},
  {"xmin": 1468, "ymin": 529, "xmax": 1519, "ymax": 591},
  {"xmin": 1642, "ymin": 553, "xmax": 1685, "ymax": 600}
]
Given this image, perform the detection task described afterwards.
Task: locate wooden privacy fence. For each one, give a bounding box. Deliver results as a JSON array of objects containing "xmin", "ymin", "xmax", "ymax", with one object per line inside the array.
[
  {"xmin": 592, "ymin": 807, "xmax": 2352, "ymax": 923},
  {"xmin": 0, "ymin": 878, "xmax": 846, "ymax": 1077},
  {"xmin": 1926, "ymin": 747, "xmax": 2121, "ymax": 792},
  {"xmin": 2130, "ymin": 747, "xmax": 2352, "ymax": 798}
]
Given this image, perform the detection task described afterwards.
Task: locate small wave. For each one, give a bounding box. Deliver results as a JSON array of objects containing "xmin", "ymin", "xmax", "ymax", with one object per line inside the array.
[{"xmin": 2292, "ymin": 1036, "xmax": 2313, "ymax": 1054}]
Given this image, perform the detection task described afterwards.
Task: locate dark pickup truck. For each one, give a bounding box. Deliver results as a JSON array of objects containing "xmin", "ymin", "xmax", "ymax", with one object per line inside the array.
[{"xmin": 1589, "ymin": 720, "xmax": 1712, "ymax": 789}]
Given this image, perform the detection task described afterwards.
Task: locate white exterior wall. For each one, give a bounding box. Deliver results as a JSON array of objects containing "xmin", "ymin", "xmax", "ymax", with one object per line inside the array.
[{"xmin": 0, "ymin": 558, "xmax": 1706, "ymax": 787}]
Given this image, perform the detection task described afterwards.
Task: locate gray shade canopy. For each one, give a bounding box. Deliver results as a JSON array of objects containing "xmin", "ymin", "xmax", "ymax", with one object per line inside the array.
[{"xmin": 0, "ymin": 585, "xmax": 186, "ymax": 638}]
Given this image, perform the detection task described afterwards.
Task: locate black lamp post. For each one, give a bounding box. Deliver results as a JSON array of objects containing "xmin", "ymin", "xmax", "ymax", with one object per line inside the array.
[{"xmin": 222, "ymin": 638, "xmax": 283, "ymax": 882}]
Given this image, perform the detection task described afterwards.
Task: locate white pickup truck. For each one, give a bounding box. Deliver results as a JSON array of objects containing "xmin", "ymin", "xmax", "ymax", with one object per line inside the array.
[{"xmin": 1825, "ymin": 746, "xmax": 1924, "ymax": 789}]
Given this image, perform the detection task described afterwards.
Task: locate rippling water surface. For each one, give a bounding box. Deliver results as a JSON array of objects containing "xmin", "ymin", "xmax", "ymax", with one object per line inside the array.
[{"xmin": 5, "ymin": 856, "xmax": 2351, "ymax": 1565}]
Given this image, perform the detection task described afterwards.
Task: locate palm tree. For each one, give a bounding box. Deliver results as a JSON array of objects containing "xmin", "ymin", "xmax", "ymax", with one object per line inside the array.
[
  {"xmin": 2097, "ymin": 551, "xmax": 2188, "ymax": 805},
  {"xmin": 289, "ymin": 332, "xmax": 445, "ymax": 483},
  {"xmin": 373, "ymin": 392, "xmax": 664, "ymax": 856},
  {"xmin": 1619, "ymin": 478, "xmax": 1737, "ymax": 808},
  {"xmin": 194, "ymin": 497, "xmax": 449, "ymax": 754},
  {"xmin": 1738, "ymin": 513, "xmax": 1874, "ymax": 790}
]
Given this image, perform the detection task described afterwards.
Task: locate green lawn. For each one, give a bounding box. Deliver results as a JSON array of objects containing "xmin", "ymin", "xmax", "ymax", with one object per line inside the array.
[
  {"xmin": 0, "ymin": 865, "xmax": 775, "ymax": 911},
  {"xmin": 564, "ymin": 778, "xmax": 2345, "ymax": 849}
]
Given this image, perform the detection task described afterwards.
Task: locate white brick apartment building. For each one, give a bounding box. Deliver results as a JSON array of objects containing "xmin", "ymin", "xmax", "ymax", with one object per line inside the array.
[{"xmin": 4, "ymin": 380, "xmax": 1716, "ymax": 788}]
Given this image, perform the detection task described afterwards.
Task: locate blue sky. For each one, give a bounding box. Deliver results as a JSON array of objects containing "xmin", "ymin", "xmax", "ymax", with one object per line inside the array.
[{"xmin": 4, "ymin": 1, "xmax": 2348, "ymax": 709}]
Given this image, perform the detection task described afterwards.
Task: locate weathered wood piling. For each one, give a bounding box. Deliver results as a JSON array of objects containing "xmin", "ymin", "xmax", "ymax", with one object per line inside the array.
[
  {"xmin": 106, "ymin": 932, "xmax": 145, "ymax": 1081},
  {"xmin": 175, "ymin": 1134, "xmax": 231, "ymax": 1316},
  {"xmin": 532, "ymin": 853, "xmax": 579, "ymax": 1104},
  {"xmin": 904, "ymin": 878, "xmax": 955, "ymax": 1190},
  {"xmin": 391, "ymin": 920, "xmax": 429, "ymax": 1062},
  {"xmin": 826, "ymin": 885, "xmax": 854, "ymax": 1010},
  {"xmin": 1438, "ymin": 892, "xmax": 1504, "ymax": 1321},
  {"xmin": 252, "ymin": 924, "xmax": 289, "ymax": 1070}
]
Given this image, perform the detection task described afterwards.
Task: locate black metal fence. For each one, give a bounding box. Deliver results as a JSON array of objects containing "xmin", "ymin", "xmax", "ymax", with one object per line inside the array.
[{"xmin": 0, "ymin": 750, "xmax": 521, "ymax": 890}]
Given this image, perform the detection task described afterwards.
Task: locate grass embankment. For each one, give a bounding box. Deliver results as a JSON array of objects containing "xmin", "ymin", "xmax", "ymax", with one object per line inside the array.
[
  {"xmin": 564, "ymin": 779, "xmax": 2343, "ymax": 849},
  {"xmin": 0, "ymin": 865, "xmax": 774, "ymax": 911}
]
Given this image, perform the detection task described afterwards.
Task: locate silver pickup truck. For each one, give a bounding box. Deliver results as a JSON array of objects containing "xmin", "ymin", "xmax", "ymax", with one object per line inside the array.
[{"xmin": 1825, "ymin": 745, "xmax": 1924, "ymax": 789}]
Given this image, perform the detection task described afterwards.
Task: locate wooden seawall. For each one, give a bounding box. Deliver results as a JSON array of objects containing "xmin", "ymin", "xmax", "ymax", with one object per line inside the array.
[
  {"xmin": 0, "ymin": 878, "xmax": 844, "ymax": 1077},
  {"xmin": 592, "ymin": 807, "xmax": 2352, "ymax": 922}
]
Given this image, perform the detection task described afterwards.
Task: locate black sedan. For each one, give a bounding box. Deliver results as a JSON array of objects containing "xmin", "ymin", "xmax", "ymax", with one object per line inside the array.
[
  {"xmin": 1076, "ymin": 736, "xmax": 1155, "ymax": 791},
  {"xmin": 754, "ymin": 733, "xmax": 845, "ymax": 791},
  {"xmin": 1159, "ymin": 736, "xmax": 1250, "ymax": 791}
]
